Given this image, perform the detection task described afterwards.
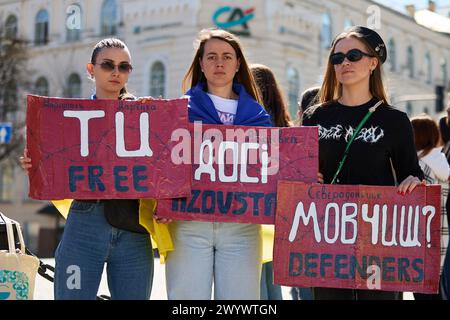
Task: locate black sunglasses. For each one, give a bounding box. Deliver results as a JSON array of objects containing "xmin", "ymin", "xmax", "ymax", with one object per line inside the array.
[
  {"xmin": 330, "ymin": 48, "xmax": 375, "ymax": 65},
  {"xmin": 96, "ymin": 61, "xmax": 133, "ymax": 73}
]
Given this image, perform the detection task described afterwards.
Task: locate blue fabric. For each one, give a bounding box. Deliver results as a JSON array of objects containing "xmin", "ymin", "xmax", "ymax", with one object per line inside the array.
[
  {"xmin": 54, "ymin": 201, "xmax": 153, "ymax": 300},
  {"xmin": 185, "ymin": 82, "xmax": 272, "ymax": 127}
]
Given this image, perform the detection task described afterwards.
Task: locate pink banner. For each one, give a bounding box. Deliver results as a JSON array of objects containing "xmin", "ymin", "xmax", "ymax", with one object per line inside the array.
[
  {"xmin": 157, "ymin": 124, "xmax": 318, "ymax": 224},
  {"xmin": 274, "ymin": 181, "xmax": 441, "ymax": 294},
  {"xmin": 26, "ymin": 95, "xmax": 191, "ymax": 199}
]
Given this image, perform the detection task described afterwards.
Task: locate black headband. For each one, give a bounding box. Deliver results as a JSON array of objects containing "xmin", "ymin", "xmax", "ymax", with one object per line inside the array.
[{"xmin": 336, "ymin": 26, "xmax": 387, "ymax": 64}]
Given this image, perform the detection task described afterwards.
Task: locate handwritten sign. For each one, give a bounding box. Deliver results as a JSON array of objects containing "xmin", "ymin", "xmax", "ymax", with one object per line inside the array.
[
  {"xmin": 157, "ymin": 124, "xmax": 318, "ymax": 224},
  {"xmin": 274, "ymin": 182, "xmax": 441, "ymax": 294},
  {"xmin": 26, "ymin": 95, "xmax": 191, "ymax": 199}
]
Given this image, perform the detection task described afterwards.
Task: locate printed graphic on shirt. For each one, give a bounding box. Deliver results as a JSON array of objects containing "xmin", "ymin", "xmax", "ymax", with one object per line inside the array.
[
  {"xmin": 217, "ymin": 110, "xmax": 235, "ymax": 125},
  {"xmin": 318, "ymin": 124, "xmax": 384, "ymax": 143}
]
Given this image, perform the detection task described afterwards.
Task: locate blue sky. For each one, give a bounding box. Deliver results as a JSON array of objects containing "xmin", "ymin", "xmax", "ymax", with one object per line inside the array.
[{"xmin": 373, "ymin": 0, "xmax": 450, "ymax": 14}]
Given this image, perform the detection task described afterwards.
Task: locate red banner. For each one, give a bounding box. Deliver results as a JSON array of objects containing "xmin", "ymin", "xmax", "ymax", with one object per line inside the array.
[
  {"xmin": 157, "ymin": 124, "xmax": 318, "ymax": 224},
  {"xmin": 274, "ymin": 182, "xmax": 441, "ymax": 293},
  {"xmin": 26, "ymin": 96, "xmax": 191, "ymax": 200}
]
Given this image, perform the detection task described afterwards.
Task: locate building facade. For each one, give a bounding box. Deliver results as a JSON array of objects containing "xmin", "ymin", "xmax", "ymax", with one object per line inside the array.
[{"xmin": 0, "ymin": 0, "xmax": 449, "ymax": 252}]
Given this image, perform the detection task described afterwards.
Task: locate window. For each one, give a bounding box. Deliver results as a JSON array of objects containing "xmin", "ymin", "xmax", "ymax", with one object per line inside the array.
[
  {"xmin": 66, "ymin": 73, "xmax": 81, "ymax": 98},
  {"xmin": 35, "ymin": 9, "xmax": 49, "ymax": 46},
  {"xmin": 406, "ymin": 101, "xmax": 412, "ymax": 116},
  {"xmin": 149, "ymin": 62, "xmax": 165, "ymax": 98},
  {"xmin": 344, "ymin": 18, "xmax": 353, "ymax": 30},
  {"xmin": 35, "ymin": 77, "xmax": 49, "ymax": 96},
  {"xmin": 321, "ymin": 13, "xmax": 333, "ymax": 49},
  {"xmin": 0, "ymin": 163, "xmax": 14, "ymax": 202},
  {"xmin": 287, "ymin": 67, "xmax": 300, "ymax": 118},
  {"xmin": 101, "ymin": 0, "xmax": 118, "ymax": 36},
  {"xmin": 66, "ymin": 4, "xmax": 81, "ymax": 42},
  {"xmin": 5, "ymin": 15, "xmax": 18, "ymax": 39},
  {"xmin": 388, "ymin": 39, "xmax": 396, "ymax": 72},
  {"xmin": 425, "ymin": 52, "xmax": 432, "ymax": 84},
  {"xmin": 441, "ymin": 58, "xmax": 448, "ymax": 87},
  {"xmin": 2, "ymin": 81, "xmax": 17, "ymax": 122},
  {"xmin": 407, "ymin": 46, "xmax": 414, "ymax": 78}
]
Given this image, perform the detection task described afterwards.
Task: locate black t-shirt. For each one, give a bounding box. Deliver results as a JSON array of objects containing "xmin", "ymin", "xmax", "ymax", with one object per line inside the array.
[{"xmin": 302, "ymin": 98, "xmax": 423, "ymax": 186}]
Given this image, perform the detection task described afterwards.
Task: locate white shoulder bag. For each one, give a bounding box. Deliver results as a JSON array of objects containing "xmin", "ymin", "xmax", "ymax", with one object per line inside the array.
[{"xmin": 0, "ymin": 212, "xmax": 39, "ymax": 300}]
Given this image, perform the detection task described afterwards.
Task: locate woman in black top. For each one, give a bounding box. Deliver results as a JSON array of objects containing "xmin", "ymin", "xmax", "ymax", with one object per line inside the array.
[{"xmin": 302, "ymin": 26, "xmax": 424, "ymax": 300}]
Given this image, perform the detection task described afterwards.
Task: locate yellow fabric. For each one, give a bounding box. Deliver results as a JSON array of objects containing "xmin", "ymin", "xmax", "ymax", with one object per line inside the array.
[
  {"xmin": 52, "ymin": 200, "xmax": 72, "ymax": 219},
  {"xmin": 138, "ymin": 199, "xmax": 173, "ymax": 264},
  {"xmin": 51, "ymin": 198, "xmax": 174, "ymax": 264},
  {"xmin": 261, "ymin": 224, "xmax": 275, "ymax": 263}
]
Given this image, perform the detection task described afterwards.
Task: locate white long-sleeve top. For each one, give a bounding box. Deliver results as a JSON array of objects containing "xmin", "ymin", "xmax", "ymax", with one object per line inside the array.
[{"xmin": 418, "ymin": 147, "xmax": 450, "ymax": 182}]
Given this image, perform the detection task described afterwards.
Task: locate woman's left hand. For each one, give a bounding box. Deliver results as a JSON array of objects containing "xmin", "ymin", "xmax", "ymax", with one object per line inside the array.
[
  {"xmin": 397, "ymin": 175, "xmax": 426, "ymax": 195},
  {"xmin": 137, "ymin": 96, "xmax": 155, "ymax": 103}
]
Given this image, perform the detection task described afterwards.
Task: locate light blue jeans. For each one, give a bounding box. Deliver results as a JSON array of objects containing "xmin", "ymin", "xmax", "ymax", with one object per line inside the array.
[
  {"xmin": 54, "ymin": 201, "xmax": 153, "ymax": 300},
  {"xmin": 166, "ymin": 220, "xmax": 262, "ymax": 300}
]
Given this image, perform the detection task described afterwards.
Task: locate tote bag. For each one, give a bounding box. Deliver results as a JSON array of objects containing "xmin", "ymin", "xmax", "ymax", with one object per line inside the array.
[{"xmin": 0, "ymin": 212, "xmax": 39, "ymax": 300}]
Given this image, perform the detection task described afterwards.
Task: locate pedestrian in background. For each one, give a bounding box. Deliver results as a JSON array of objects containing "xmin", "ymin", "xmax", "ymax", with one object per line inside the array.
[
  {"xmin": 438, "ymin": 92, "xmax": 450, "ymax": 299},
  {"xmin": 250, "ymin": 63, "xmax": 291, "ymax": 300},
  {"xmin": 289, "ymin": 86, "xmax": 320, "ymax": 300},
  {"xmin": 295, "ymin": 86, "xmax": 320, "ymax": 126},
  {"xmin": 411, "ymin": 114, "xmax": 449, "ymax": 300}
]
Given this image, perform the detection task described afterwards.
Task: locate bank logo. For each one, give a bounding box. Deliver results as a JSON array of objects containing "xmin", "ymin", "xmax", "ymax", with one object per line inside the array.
[{"xmin": 212, "ymin": 6, "xmax": 255, "ymax": 37}]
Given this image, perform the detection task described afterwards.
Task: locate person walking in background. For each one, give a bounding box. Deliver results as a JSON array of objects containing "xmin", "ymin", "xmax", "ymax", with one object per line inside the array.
[
  {"xmin": 302, "ymin": 26, "xmax": 424, "ymax": 300},
  {"xmin": 438, "ymin": 92, "xmax": 450, "ymax": 299},
  {"xmin": 163, "ymin": 28, "xmax": 272, "ymax": 300},
  {"xmin": 411, "ymin": 114, "xmax": 449, "ymax": 300},
  {"xmin": 289, "ymin": 85, "xmax": 320, "ymax": 300},
  {"xmin": 296, "ymin": 86, "xmax": 320, "ymax": 126},
  {"xmin": 250, "ymin": 63, "xmax": 291, "ymax": 300}
]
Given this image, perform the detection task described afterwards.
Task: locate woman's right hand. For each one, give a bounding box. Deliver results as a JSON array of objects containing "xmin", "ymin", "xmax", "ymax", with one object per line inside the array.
[
  {"xmin": 154, "ymin": 210, "xmax": 172, "ymax": 224},
  {"xmin": 19, "ymin": 148, "xmax": 32, "ymax": 171}
]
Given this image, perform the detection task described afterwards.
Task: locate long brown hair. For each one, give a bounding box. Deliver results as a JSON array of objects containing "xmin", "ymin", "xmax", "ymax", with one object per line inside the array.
[
  {"xmin": 319, "ymin": 30, "xmax": 389, "ymax": 106},
  {"xmin": 250, "ymin": 64, "xmax": 292, "ymax": 127},
  {"xmin": 411, "ymin": 114, "xmax": 442, "ymax": 158},
  {"xmin": 90, "ymin": 38, "xmax": 134, "ymax": 100},
  {"xmin": 182, "ymin": 28, "xmax": 262, "ymax": 104}
]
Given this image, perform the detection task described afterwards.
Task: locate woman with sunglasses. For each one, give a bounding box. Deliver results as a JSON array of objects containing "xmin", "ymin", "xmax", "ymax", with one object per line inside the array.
[
  {"xmin": 20, "ymin": 38, "xmax": 155, "ymax": 300},
  {"xmin": 163, "ymin": 28, "xmax": 271, "ymax": 300},
  {"xmin": 302, "ymin": 26, "xmax": 424, "ymax": 300}
]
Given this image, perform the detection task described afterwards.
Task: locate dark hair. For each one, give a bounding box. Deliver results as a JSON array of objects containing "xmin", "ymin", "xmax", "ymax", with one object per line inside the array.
[
  {"xmin": 91, "ymin": 38, "xmax": 134, "ymax": 100},
  {"xmin": 411, "ymin": 114, "xmax": 442, "ymax": 158},
  {"xmin": 319, "ymin": 29, "xmax": 389, "ymax": 106},
  {"xmin": 182, "ymin": 28, "xmax": 261, "ymax": 104},
  {"xmin": 250, "ymin": 64, "xmax": 292, "ymax": 127},
  {"xmin": 300, "ymin": 87, "xmax": 320, "ymax": 112}
]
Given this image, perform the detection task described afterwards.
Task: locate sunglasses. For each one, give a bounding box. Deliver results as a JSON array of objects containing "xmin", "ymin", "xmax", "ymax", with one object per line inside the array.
[
  {"xmin": 330, "ymin": 48, "xmax": 375, "ymax": 65},
  {"xmin": 96, "ymin": 61, "xmax": 133, "ymax": 73}
]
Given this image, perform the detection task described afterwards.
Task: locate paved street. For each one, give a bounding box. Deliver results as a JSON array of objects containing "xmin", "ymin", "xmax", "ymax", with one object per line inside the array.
[{"xmin": 33, "ymin": 258, "xmax": 413, "ymax": 300}]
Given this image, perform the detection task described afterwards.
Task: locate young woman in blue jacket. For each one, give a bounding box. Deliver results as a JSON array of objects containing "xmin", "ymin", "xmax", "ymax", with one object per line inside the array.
[{"xmin": 164, "ymin": 28, "xmax": 272, "ymax": 300}]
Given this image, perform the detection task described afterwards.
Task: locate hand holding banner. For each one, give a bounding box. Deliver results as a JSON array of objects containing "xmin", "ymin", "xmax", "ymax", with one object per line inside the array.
[
  {"xmin": 274, "ymin": 181, "xmax": 441, "ymax": 294},
  {"xmin": 157, "ymin": 124, "xmax": 318, "ymax": 224},
  {"xmin": 26, "ymin": 96, "xmax": 191, "ymax": 200}
]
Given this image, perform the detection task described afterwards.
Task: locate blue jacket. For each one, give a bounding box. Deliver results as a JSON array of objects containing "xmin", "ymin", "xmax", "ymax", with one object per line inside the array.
[{"xmin": 185, "ymin": 82, "xmax": 272, "ymax": 127}]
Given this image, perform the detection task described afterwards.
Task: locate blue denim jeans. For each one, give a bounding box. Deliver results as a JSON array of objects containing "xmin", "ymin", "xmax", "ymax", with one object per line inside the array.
[
  {"xmin": 442, "ymin": 244, "xmax": 450, "ymax": 299},
  {"xmin": 54, "ymin": 201, "xmax": 153, "ymax": 300},
  {"xmin": 260, "ymin": 262, "xmax": 282, "ymax": 300},
  {"xmin": 165, "ymin": 220, "xmax": 262, "ymax": 300}
]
